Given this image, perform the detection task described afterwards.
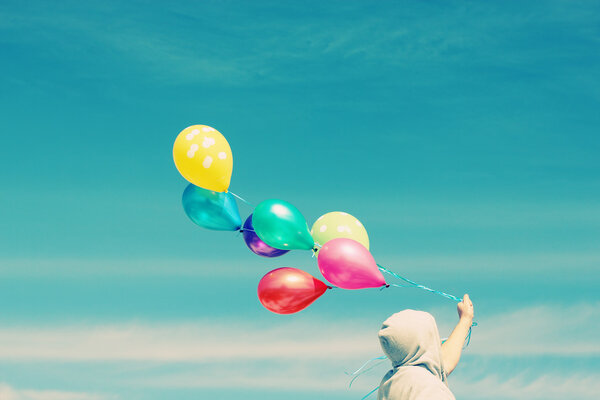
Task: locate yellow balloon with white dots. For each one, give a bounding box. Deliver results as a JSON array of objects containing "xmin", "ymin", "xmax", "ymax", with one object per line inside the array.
[
  {"xmin": 173, "ymin": 125, "xmax": 233, "ymax": 192},
  {"xmin": 311, "ymin": 211, "xmax": 370, "ymax": 250}
]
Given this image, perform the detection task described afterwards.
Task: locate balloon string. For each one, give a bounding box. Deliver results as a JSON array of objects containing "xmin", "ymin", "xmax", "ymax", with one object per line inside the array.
[
  {"xmin": 346, "ymin": 356, "xmax": 387, "ymax": 388},
  {"xmin": 347, "ymin": 356, "xmax": 387, "ymax": 377},
  {"xmin": 441, "ymin": 322, "xmax": 476, "ymax": 349},
  {"xmin": 464, "ymin": 322, "xmax": 477, "ymax": 347},
  {"xmin": 377, "ymin": 263, "xmax": 478, "ymax": 348},
  {"xmin": 377, "ymin": 264, "xmax": 462, "ymax": 302},
  {"xmin": 360, "ymin": 385, "xmax": 380, "ymax": 400},
  {"xmin": 311, "ymin": 243, "xmax": 322, "ymax": 257},
  {"xmin": 229, "ymin": 191, "xmax": 254, "ymax": 208}
]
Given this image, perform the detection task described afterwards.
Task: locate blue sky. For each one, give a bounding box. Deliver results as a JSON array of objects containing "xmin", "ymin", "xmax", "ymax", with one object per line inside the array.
[{"xmin": 0, "ymin": 0, "xmax": 599, "ymax": 399}]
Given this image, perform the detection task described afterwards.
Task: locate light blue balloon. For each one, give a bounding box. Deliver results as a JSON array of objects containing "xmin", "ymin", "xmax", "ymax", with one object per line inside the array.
[{"xmin": 182, "ymin": 184, "xmax": 242, "ymax": 231}]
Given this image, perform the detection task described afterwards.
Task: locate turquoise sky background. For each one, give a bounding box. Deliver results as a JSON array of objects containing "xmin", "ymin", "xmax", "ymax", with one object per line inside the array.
[{"xmin": 1, "ymin": 1, "xmax": 599, "ymax": 399}]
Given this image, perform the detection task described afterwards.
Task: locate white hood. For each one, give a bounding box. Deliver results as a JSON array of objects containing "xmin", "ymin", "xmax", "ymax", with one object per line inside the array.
[{"xmin": 377, "ymin": 310, "xmax": 455, "ymax": 400}]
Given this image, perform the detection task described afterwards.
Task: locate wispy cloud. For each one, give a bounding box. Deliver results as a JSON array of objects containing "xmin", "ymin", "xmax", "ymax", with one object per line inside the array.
[
  {"xmin": 2, "ymin": 1, "xmax": 597, "ymax": 86},
  {"xmin": 0, "ymin": 303, "xmax": 597, "ymax": 362},
  {"xmin": 380, "ymin": 252, "xmax": 600, "ymax": 275},
  {"xmin": 0, "ymin": 383, "xmax": 112, "ymax": 400},
  {"xmin": 0, "ymin": 258, "xmax": 266, "ymax": 278},
  {"xmin": 373, "ymin": 201, "xmax": 600, "ymax": 229},
  {"xmin": 2, "ymin": 248, "xmax": 598, "ymax": 278},
  {"xmin": 0, "ymin": 319, "xmax": 379, "ymax": 362},
  {"xmin": 128, "ymin": 367, "xmax": 600, "ymax": 399},
  {"xmin": 0, "ymin": 303, "xmax": 597, "ymax": 398},
  {"xmin": 452, "ymin": 372, "xmax": 600, "ymax": 400},
  {"xmin": 437, "ymin": 302, "xmax": 600, "ymax": 356},
  {"xmin": 128, "ymin": 362, "xmax": 361, "ymax": 392}
]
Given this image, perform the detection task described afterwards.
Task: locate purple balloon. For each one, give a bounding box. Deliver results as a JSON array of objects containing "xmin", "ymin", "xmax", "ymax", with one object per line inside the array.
[{"xmin": 243, "ymin": 214, "xmax": 289, "ymax": 258}]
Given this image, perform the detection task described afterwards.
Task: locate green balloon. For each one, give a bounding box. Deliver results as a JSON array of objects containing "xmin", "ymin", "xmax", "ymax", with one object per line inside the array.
[{"xmin": 252, "ymin": 199, "xmax": 315, "ymax": 251}]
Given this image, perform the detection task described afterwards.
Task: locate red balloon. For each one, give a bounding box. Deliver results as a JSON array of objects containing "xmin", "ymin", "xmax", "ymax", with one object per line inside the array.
[{"xmin": 258, "ymin": 267, "xmax": 329, "ymax": 314}]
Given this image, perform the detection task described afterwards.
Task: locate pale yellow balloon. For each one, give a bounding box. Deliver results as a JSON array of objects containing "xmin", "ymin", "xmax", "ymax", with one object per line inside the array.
[
  {"xmin": 173, "ymin": 125, "xmax": 233, "ymax": 192},
  {"xmin": 311, "ymin": 211, "xmax": 369, "ymax": 250}
]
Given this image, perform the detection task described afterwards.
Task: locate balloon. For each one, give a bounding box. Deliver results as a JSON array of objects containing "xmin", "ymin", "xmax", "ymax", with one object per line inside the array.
[
  {"xmin": 252, "ymin": 199, "xmax": 315, "ymax": 251},
  {"xmin": 243, "ymin": 214, "xmax": 289, "ymax": 257},
  {"xmin": 182, "ymin": 184, "xmax": 241, "ymax": 231},
  {"xmin": 173, "ymin": 125, "xmax": 233, "ymax": 192},
  {"xmin": 317, "ymin": 238, "xmax": 386, "ymax": 289},
  {"xmin": 311, "ymin": 211, "xmax": 369, "ymax": 250},
  {"xmin": 257, "ymin": 267, "xmax": 329, "ymax": 314}
]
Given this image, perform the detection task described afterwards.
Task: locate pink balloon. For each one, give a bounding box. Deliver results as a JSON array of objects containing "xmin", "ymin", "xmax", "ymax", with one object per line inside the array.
[{"xmin": 317, "ymin": 238, "xmax": 386, "ymax": 289}]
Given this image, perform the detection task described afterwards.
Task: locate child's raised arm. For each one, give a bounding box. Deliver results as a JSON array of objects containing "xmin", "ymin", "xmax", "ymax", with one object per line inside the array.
[{"xmin": 441, "ymin": 294, "xmax": 475, "ymax": 376}]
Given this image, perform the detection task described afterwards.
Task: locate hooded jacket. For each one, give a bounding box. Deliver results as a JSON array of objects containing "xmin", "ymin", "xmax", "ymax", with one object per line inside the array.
[{"xmin": 377, "ymin": 310, "xmax": 456, "ymax": 400}]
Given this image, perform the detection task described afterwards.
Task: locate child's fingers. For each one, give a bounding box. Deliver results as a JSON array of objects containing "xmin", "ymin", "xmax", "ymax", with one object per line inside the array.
[{"xmin": 463, "ymin": 294, "xmax": 472, "ymax": 307}]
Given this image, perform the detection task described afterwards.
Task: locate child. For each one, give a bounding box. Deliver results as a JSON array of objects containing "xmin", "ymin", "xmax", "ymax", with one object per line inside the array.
[{"xmin": 377, "ymin": 294, "xmax": 475, "ymax": 400}]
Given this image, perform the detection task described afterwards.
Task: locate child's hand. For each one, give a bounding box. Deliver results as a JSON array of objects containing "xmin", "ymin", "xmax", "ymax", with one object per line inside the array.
[
  {"xmin": 457, "ymin": 294, "xmax": 474, "ymax": 322},
  {"xmin": 443, "ymin": 294, "xmax": 475, "ymax": 376}
]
